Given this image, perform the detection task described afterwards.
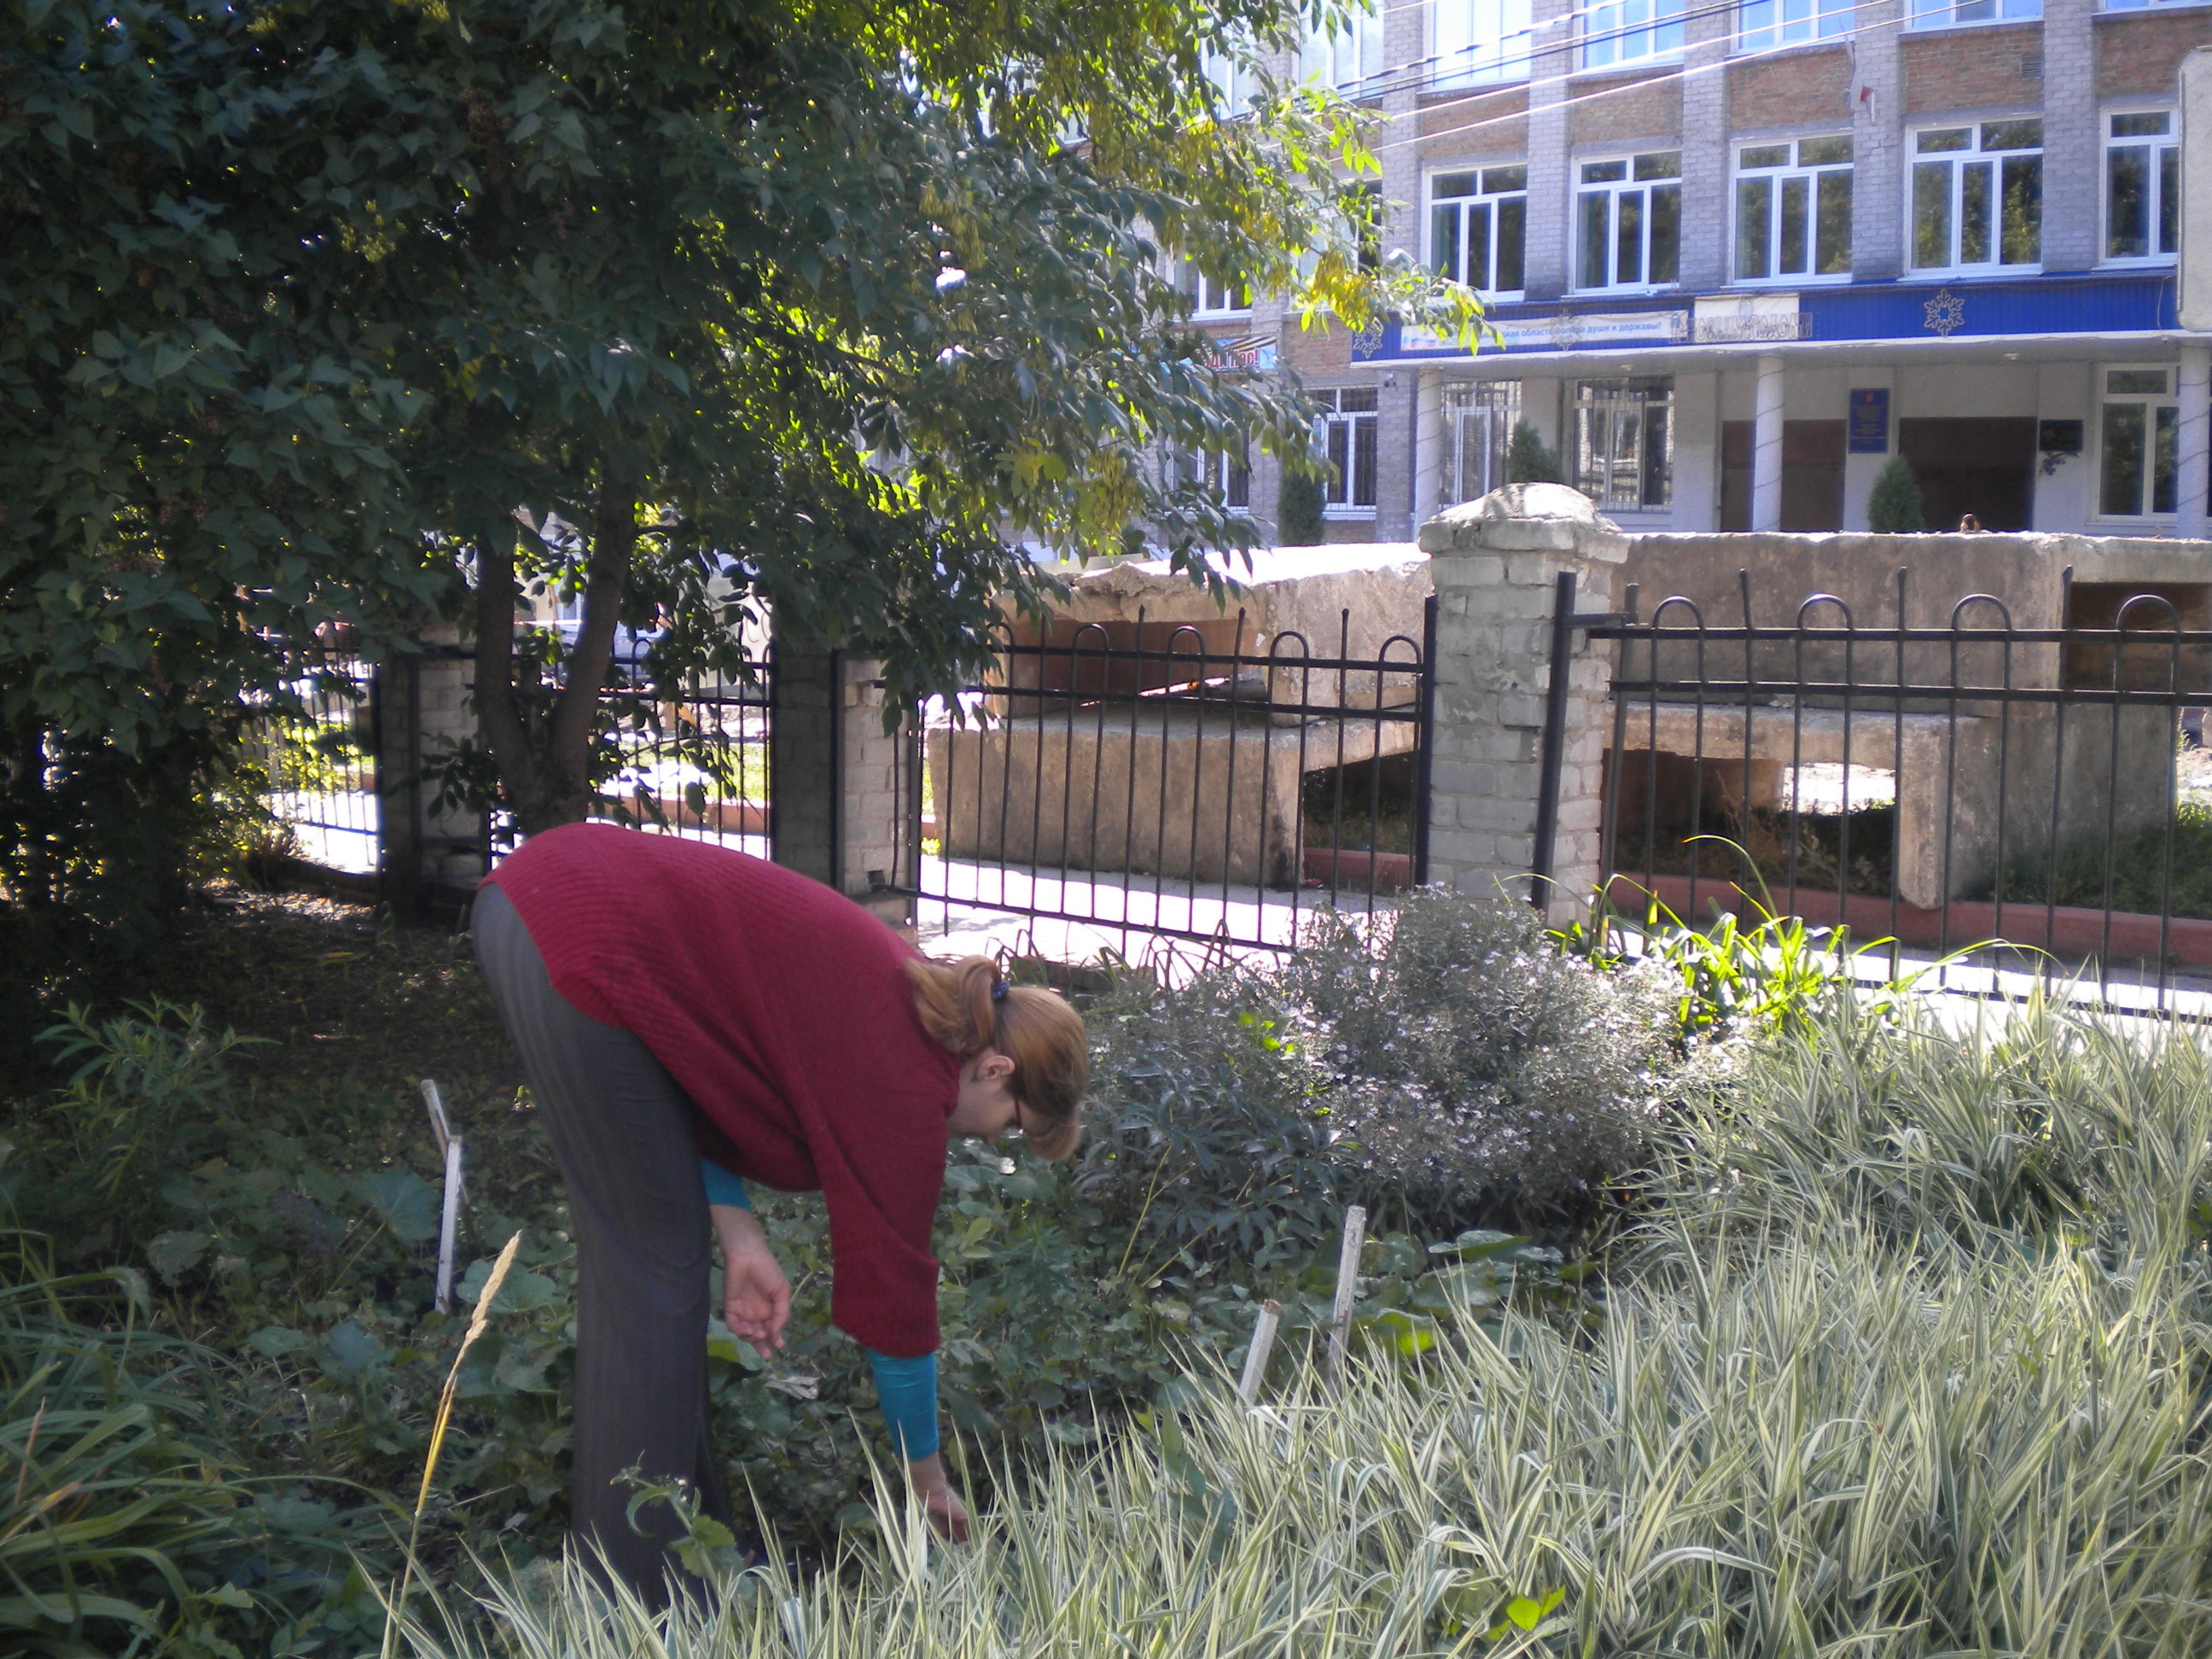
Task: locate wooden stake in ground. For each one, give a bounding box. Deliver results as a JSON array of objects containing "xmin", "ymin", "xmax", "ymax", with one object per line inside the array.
[
  {"xmin": 1237, "ymin": 1300, "xmax": 1283, "ymax": 1406},
  {"xmin": 1325, "ymin": 1206, "xmax": 1366, "ymax": 1395}
]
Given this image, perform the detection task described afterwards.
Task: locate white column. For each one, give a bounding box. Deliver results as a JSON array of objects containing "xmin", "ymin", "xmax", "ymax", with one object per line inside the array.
[
  {"xmin": 1413, "ymin": 370, "xmax": 1448, "ymax": 530},
  {"xmin": 1751, "ymin": 354, "xmax": 1786, "ymax": 533},
  {"xmin": 2177, "ymin": 343, "xmax": 2211, "ymax": 539}
]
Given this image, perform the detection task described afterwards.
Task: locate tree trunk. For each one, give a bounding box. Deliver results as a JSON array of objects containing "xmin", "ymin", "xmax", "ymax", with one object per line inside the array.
[{"xmin": 471, "ymin": 471, "xmax": 640, "ymax": 837}]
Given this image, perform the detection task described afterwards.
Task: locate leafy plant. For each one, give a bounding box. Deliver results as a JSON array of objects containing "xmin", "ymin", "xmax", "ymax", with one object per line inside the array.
[{"xmin": 1275, "ymin": 468, "xmax": 1326, "ymax": 544}]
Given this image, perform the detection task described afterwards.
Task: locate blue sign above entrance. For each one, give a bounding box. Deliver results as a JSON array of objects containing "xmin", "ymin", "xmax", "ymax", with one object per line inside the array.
[{"xmin": 1348, "ymin": 274, "xmax": 2179, "ymax": 364}]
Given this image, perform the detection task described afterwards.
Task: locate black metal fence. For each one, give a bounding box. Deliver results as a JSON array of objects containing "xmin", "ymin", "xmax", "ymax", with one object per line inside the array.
[
  {"xmin": 1547, "ymin": 566, "xmax": 2212, "ymax": 1013},
  {"xmin": 252, "ymin": 637, "xmax": 776, "ymax": 889},
  {"xmin": 250, "ymin": 646, "xmax": 381, "ymax": 875},
  {"xmin": 903, "ymin": 602, "xmax": 1435, "ymax": 957}
]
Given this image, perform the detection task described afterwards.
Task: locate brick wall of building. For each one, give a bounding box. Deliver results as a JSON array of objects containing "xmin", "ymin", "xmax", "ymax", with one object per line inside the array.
[
  {"xmin": 1727, "ymin": 46, "xmax": 1852, "ymax": 130},
  {"xmin": 2096, "ymin": 9, "xmax": 2212, "ymax": 96},
  {"xmin": 1901, "ymin": 22, "xmax": 2046, "ymax": 114},
  {"xmin": 1419, "ymin": 85, "xmax": 1529, "ymax": 156},
  {"xmin": 1851, "ymin": 0, "xmax": 1906, "ymax": 280},
  {"xmin": 1566, "ymin": 67, "xmax": 1683, "ymax": 147},
  {"xmin": 1679, "ymin": 0, "xmax": 1733, "ymax": 289},
  {"xmin": 1279, "ymin": 322, "xmax": 1354, "ymax": 375},
  {"xmin": 2042, "ymin": 0, "xmax": 2099, "ymax": 271},
  {"xmin": 1522, "ymin": 0, "xmax": 1575, "ymax": 296}
]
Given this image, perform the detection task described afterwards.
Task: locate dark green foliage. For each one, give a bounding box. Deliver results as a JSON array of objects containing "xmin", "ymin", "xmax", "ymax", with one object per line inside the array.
[
  {"xmin": 1276, "ymin": 468, "xmax": 1326, "ymax": 545},
  {"xmin": 0, "ymin": 1231, "xmax": 395, "ymax": 1658},
  {"xmin": 1981, "ymin": 797, "xmax": 2212, "ymax": 919},
  {"xmin": 1505, "ymin": 420, "xmax": 1564, "ymax": 486},
  {"xmin": 1866, "ymin": 454, "xmax": 1926, "ymax": 533}
]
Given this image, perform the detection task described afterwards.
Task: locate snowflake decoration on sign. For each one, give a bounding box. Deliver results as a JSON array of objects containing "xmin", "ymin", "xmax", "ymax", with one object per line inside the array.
[
  {"xmin": 1351, "ymin": 319, "xmax": 1387, "ymax": 358},
  {"xmin": 1922, "ymin": 288, "xmax": 1965, "ymax": 338}
]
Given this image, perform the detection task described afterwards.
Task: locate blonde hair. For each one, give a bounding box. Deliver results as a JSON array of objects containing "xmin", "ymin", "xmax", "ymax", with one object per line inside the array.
[{"xmin": 905, "ymin": 955, "xmax": 1088, "ymax": 1161}]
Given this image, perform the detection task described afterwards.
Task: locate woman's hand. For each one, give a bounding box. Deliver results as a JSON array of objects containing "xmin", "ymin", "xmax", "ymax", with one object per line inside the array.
[
  {"xmin": 709, "ymin": 1204, "xmax": 791, "ymax": 1359},
  {"xmin": 905, "ymin": 1452, "xmax": 970, "ymax": 1543}
]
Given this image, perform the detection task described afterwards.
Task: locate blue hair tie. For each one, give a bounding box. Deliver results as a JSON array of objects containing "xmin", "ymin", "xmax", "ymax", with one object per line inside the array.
[{"xmin": 991, "ymin": 979, "xmax": 1010, "ymax": 1002}]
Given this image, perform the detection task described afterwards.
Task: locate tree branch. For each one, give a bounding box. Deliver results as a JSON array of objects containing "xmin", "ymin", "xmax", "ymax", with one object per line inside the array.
[{"xmin": 470, "ymin": 533, "xmax": 536, "ymax": 815}]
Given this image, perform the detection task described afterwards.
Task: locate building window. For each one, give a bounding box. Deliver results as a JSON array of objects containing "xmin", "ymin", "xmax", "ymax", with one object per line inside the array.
[
  {"xmin": 1345, "ymin": 181, "xmax": 1382, "ymax": 275},
  {"xmin": 1303, "ymin": 6, "xmax": 1382, "ymax": 91},
  {"xmin": 1909, "ymin": 120, "xmax": 2041, "ymax": 274},
  {"xmin": 1734, "ymin": 137, "xmax": 1852, "ymax": 281},
  {"xmin": 1180, "ymin": 257, "xmax": 1250, "ymax": 317},
  {"xmin": 2098, "ymin": 366, "xmax": 2179, "ymax": 519},
  {"xmin": 2104, "ymin": 110, "xmax": 2178, "ymax": 264},
  {"xmin": 1908, "ymin": 0, "xmax": 2039, "ymax": 24},
  {"xmin": 1184, "ymin": 443, "xmax": 1253, "ymax": 512},
  {"xmin": 1738, "ymin": 0, "xmax": 1851, "ymax": 49},
  {"xmin": 1200, "ymin": 43, "xmax": 1256, "ymax": 114},
  {"xmin": 1430, "ymin": 166, "xmax": 1528, "ymax": 298},
  {"xmin": 1573, "ymin": 377, "xmax": 1673, "ymax": 510},
  {"xmin": 1577, "ymin": 152, "xmax": 1681, "ymax": 291},
  {"xmin": 1433, "ymin": 0, "xmax": 1535, "ymax": 84},
  {"xmin": 1314, "ymin": 387, "xmax": 1380, "ymax": 516},
  {"xmin": 1584, "ymin": 0, "xmax": 1685, "ymax": 68},
  {"xmin": 1443, "ymin": 382, "xmax": 1522, "ymax": 505}
]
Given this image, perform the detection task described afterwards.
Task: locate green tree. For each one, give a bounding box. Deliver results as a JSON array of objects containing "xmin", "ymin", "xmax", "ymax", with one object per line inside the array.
[
  {"xmin": 1505, "ymin": 420, "xmax": 1563, "ymax": 486},
  {"xmin": 3, "ymin": 0, "xmax": 1480, "ymax": 866},
  {"xmin": 1866, "ymin": 455, "xmax": 1926, "ymax": 533},
  {"xmin": 1277, "ymin": 469, "xmax": 1326, "ymax": 544}
]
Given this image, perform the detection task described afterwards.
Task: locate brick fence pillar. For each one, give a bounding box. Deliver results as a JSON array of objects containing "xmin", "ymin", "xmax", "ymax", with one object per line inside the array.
[
  {"xmin": 770, "ymin": 644, "xmax": 911, "ymax": 926},
  {"xmin": 376, "ymin": 623, "xmax": 489, "ymax": 917},
  {"xmin": 1419, "ymin": 484, "xmax": 1626, "ymax": 920}
]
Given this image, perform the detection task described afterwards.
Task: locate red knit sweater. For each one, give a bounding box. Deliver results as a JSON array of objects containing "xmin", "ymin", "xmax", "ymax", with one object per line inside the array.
[{"xmin": 483, "ymin": 824, "xmax": 959, "ymax": 1357}]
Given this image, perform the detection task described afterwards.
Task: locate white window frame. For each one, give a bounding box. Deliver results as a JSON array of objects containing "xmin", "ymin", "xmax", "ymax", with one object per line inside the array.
[
  {"xmin": 1583, "ymin": 0, "xmax": 1685, "ymax": 70},
  {"xmin": 1906, "ymin": 0, "xmax": 2040, "ymax": 26},
  {"xmin": 1302, "ymin": 5, "xmax": 1383, "ymax": 92},
  {"xmin": 2093, "ymin": 364, "xmax": 2182, "ymax": 521},
  {"xmin": 1442, "ymin": 382, "xmax": 1522, "ymax": 507},
  {"xmin": 1737, "ymin": 0, "xmax": 1852, "ymax": 49},
  {"xmin": 1313, "ymin": 387, "xmax": 1380, "ymax": 518},
  {"xmin": 1427, "ymin": 164, "xmax": 1529, "ymax": 300},
  {"xmin": 1183, "ymin": 443, "xmax": 1254, "ymax": 514},
  {"xmin": 1571, "ymin": 377, "xmax": 1674, "ymax": 511},
  {"xmin": 1179, "ymin": 256, "xmax": 1251, "ymax": 318},
  {"xmin": 1432, "ymin": 0, "xmax": 1535, "ymax": 85},
  {"xmin": 1732, "ymin": 135, "xmax": 1854, "ymax": 284},
  {"xmin": 1906, "ymin": 119, "xmax": 2044, "ymax": 277},
  {"xmin": 2101, "ymin": 107, "xmax": 2179, "ymax": 267},
  {"xmin": 2100, "ymin": 0, "xmax": 2206, "ymax": 9},
  {"xmin": 1575, "ymin": 151, "xmax": 1683, "ymax": 294}
]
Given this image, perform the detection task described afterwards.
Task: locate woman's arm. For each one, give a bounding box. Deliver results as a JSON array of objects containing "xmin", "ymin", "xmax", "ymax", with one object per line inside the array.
[
  {"xmin": 867, "ymin": 1350, "xmax": 968, "ymax": 1541},
  {"xmin": 704, "ymin": 1159, "xmax": 791, "ymax": 1356}
]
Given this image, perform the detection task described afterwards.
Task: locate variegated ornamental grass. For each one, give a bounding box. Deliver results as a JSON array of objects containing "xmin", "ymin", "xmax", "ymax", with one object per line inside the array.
[{"xmin": 407, "ymin": 998, "xmax": 2212, "ymax": 1658}]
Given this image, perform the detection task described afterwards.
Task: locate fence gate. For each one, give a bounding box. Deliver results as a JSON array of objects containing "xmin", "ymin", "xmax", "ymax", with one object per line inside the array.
[
  {"xmin": 1539, "ymin": 565, "xmax": 2212, "ymax": 1016},
  {"xmin": 901, "ymin": 599, "xmax": 1436, "ymax": 960}
]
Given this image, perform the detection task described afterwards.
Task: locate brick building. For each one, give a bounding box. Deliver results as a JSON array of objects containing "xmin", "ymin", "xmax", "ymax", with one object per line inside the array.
[{"xmin": 1202, "ymin": 0, "xmax": 2212, "ymax": 540}]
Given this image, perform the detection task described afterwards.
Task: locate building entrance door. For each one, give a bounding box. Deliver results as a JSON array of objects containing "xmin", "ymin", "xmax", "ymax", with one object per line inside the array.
[
  {"xmin": 1720, "ymin": 420, "xmax": 1846, "ymax": 531},
  {"xmin": 1897, "ymin": 417, "xmax": 2036, "ymax": 531}
]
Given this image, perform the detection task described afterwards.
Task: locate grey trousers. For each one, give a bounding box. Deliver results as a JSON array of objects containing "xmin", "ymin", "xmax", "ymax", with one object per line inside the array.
[{"xmin": 470, "ymin": 884, "xmax": 733, "ymax": 1604}]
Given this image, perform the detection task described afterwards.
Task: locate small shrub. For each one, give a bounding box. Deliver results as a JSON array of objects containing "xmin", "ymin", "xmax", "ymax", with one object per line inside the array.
[
  {"xmin": 1866, "ymin": 454, "xmax": 1925, "ymax": 533},
  {"xmin": 1505, "ymin": 420, "xmax": 1563, "ymax": 486},
  {"xmin": 1275, "ymin": 468, "xmax": 1325, "ymax": 544},
  {"xmin": 1289, "ymin": 893, "xmax": 1674, "ymax": 1235}
]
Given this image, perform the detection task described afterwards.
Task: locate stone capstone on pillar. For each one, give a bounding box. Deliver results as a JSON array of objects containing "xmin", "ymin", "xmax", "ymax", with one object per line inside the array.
[{"xmin": 1417, "ymin": 485, "xmax": 1627, "ymax": 918}]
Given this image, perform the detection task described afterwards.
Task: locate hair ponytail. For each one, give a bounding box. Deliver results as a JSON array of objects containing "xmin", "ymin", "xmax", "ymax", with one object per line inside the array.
[{"xmin": 905, "ymin": 955, "xmax": 1088, "ymax": 1161}]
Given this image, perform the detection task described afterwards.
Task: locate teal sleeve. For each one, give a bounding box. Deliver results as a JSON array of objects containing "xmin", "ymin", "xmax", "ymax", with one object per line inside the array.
[
  {"xmin": 699, "ymin": 1157, "xmax": 751, "ymax": 1210},
  {"xmin": 866, "ymin": 1350, "xmax": 940, "ymax": 1460}
]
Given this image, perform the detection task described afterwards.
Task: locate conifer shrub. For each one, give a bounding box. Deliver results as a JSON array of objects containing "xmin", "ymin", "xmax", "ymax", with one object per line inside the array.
[
  {"xmin": 1866, "ymin": 454, "xmax": 1925, "ymax": 533},
  {"xmin": 1276, "ymin": 468, "xmax": 1325, "ymax": 544},
  {"xmin": 1505, "ymin": 420, "xmax": 1564, "ymax": 486}
]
